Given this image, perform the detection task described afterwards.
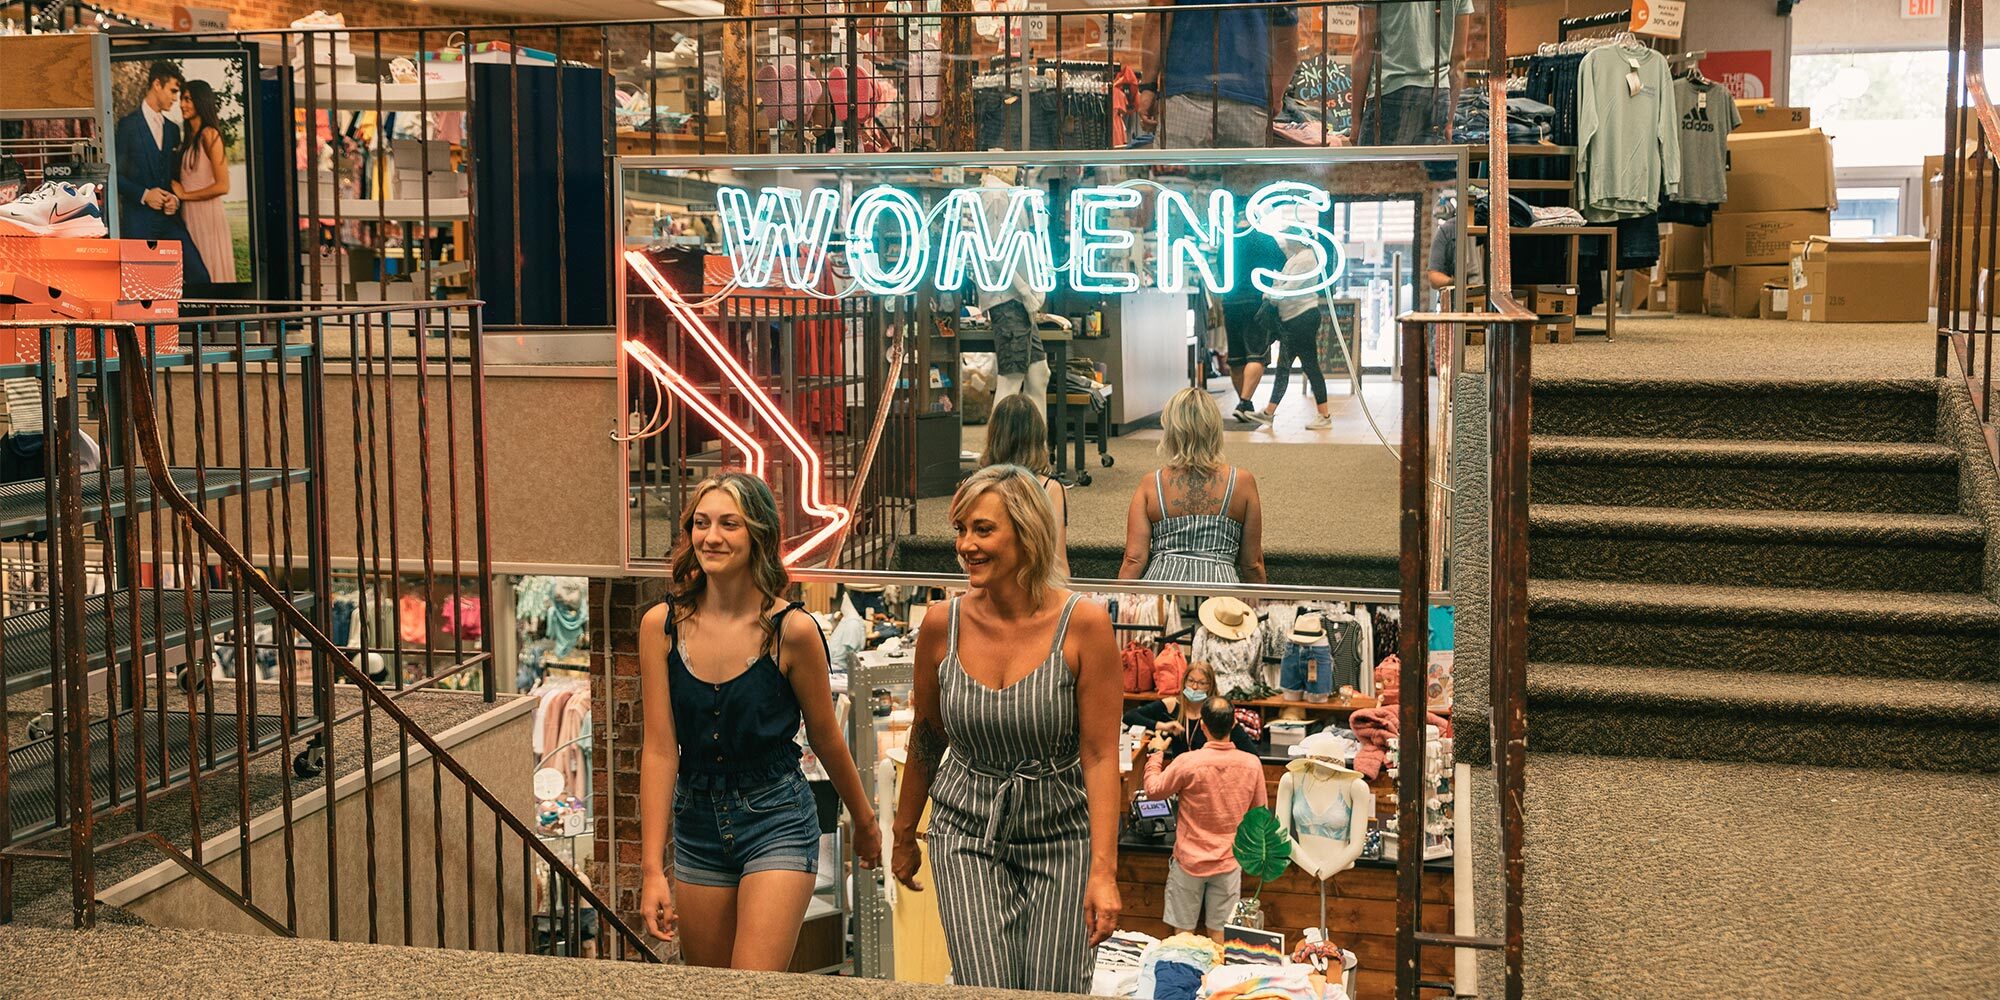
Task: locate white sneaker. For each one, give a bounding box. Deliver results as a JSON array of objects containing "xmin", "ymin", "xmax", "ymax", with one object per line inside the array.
[
  {"xmin": 1305, "ymin": 413, "xmax": 1333, "ymax": 430},
  {"xmin": 0, "ymin": 182, "xmax": 106, "ymax": 237}
]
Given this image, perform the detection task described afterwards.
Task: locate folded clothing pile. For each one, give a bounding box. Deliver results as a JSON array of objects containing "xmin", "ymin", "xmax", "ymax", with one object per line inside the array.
[
  {"xmin": 1136, "ymin": 933, "xmax": 1223, "ymax": 1000},
  {"xmin": 1090, "ymin": 930, "xmax": 1159, "ymax": 998}
]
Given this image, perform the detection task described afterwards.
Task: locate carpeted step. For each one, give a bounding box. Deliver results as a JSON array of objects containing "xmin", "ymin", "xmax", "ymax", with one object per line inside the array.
[
  {"xmin": 1526, "ymin": 663, "xmax": 2000, "ymax": 771},
  {"xmin": 1529, "ymin": 579, "xmax": 2000, "ymax": 681},
  {"xmin": 1530, "ymin": 436, "xmax": 1963, "ymax": 513},
  {"xmin": 1532, "ymin": 377, "xmax": 1940, "ymax": 442},
  {"xmin": 1530, "ymin": 504, "xmax": 1986, "ymax": 593}
]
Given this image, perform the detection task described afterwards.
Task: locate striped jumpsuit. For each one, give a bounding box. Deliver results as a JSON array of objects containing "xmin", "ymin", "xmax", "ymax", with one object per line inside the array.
[
  {"xmin": 928, "ymin": 594, "xmax": 1094, "ymax": 993},
  {"xmin": 1143, "ymin": 466, "xmax": 1244, "ymax": 584}
]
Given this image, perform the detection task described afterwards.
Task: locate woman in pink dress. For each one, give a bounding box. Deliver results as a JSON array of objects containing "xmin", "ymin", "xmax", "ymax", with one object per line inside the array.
[{"xmin": 173, "ymin": 80, "xmax": 236, "ymax": 284}]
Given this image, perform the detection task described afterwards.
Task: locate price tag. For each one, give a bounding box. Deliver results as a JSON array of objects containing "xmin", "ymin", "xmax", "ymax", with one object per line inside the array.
[
  {"xmin": 1626, "ymin": 70, "xmax": 1643, "ymax": 97},
  {"xmin": 1697, "ymin": 91, "xmax": 1708, "ymax": 111}
]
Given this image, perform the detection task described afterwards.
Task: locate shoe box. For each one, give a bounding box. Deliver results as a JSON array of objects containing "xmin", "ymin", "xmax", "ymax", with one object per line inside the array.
[{"xmin": 0, "ymin": 237, "xmax": 184, "ymax": 364}]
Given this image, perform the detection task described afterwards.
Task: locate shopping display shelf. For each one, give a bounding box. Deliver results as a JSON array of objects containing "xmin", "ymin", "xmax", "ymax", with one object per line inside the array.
[
  {"xmin": 0, "ymin": 467, "xmax": 308, "ymax": 542},
  {"xmin": 293, "ymin": 78, "xmax": 468, "ymax": 112},
  {"xmin": 2, "ymin": 590, "xmax": 316, "ymax": 697},
  {"xmin": 1121, "ymin": 691, "xmax": 1379, "ymax": 713},
  {"xmin": 5, "ymin": 708, "xmax": 288, "ymax": 840}
]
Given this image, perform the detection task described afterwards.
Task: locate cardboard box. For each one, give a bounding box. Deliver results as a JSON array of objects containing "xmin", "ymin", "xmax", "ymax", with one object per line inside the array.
[
  {"xmin": 1705, "ymin": 210, "xmax": 1830, "ymax": 267},
  {"xmin": 1792, "ymin": 236, "xmax": 1930, "ymax": 323},
  {"xmin": 1651, "ymin": 277, "xmax": 1705, "ymax": 314},
  {"xmin": 1759, "ymin": 283, "xmax": 1789, "ymax": 320},
  {"xmin": 1723, "ymin": 129, "xmax": 1836, "ymax": 213},
  {"xmin": 118, "ymin": 239, "xmax": 183, "ymax": 301},
  {"xmin": 1659, "ymin": 223, "xmax": 1706, "ymax": 277},
  {"xmin": 1733, "ymin": 104, "xmax": 1811, "ymax": 134},
  {"xmin": 1515, "ymin": 284, "xmax": 1578, "ymax": 317},
  {"xmin": 1534, "ymin": 318, "xmax": 1575, "ymax": 344},
  {"xmin": 97, "ymin": 299, "xmax": 181, "ymax": 348},
  {"xmin": 1705, "ymin": 265, "xmax": 1789, "ymax": 318},
  {"xmin": 1933, "ymin": 228, "xmax": 1993, "ymax": 310}
]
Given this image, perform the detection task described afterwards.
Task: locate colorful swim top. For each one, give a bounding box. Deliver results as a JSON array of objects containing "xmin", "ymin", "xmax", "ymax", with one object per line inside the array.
[{"xmin": 1290, "ymin": 781, "xmax": 1354, "ymax": 841}]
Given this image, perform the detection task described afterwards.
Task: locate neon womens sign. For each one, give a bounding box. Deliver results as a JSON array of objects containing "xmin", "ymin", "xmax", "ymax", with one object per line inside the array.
[{"xmin": 716, "ymin": 181, "xmax": 1348, "ymax": 298}]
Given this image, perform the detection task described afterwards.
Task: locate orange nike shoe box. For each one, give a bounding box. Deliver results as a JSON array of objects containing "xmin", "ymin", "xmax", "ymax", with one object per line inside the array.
[
  {"xmin": 0, "ymin": 237, "xmax": 183, "ymax": 304},
  {"xmin": 119, "ymin": 240, "xmax": 184, "ymax": 301}
]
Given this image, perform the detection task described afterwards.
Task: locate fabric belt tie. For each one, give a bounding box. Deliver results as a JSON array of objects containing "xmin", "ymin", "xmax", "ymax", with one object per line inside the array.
[{"xmin": 963, "ymin": 754, "xmax": 1081, "ymax": 860}]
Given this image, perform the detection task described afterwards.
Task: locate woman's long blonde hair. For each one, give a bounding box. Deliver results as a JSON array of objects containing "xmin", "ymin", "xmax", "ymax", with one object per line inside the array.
[
  {"xmin": 950, "ymin": 464, "xmax": 1066, "ymax": 606},
  {"xmin": 667, "ymin": 473, "xmax": 790, "ymax": 647},
  {"xmin": 1158, "ymin": 386, "xmax": 1224, "ymax": 471}
]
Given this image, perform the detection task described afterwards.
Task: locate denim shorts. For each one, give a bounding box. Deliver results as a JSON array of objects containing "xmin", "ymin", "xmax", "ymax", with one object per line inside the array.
[
  {"xmin": 1280, "ymin": 643, "xmax": 1335, "ymax": 700},
  {"xmin": 673, "ymin": 770, "xmax": 821, "ymax": 887}
]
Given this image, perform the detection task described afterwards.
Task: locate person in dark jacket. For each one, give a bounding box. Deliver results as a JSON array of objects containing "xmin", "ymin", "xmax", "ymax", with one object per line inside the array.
[{"xmin": 115, "ymin": 61, "xmax": 210, "ymax": 284}]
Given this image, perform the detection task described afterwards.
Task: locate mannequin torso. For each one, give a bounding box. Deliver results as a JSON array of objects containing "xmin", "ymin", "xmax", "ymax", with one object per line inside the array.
[{"xmin": 1274, "ymin": 761, "xmax": 1374, "ymax": 881}]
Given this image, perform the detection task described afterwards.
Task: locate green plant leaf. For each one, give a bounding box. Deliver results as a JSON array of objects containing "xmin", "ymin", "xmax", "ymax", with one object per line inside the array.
[{"xmin": 1232, "ymin": 805, "xmax": 1292, "ymax": 883}]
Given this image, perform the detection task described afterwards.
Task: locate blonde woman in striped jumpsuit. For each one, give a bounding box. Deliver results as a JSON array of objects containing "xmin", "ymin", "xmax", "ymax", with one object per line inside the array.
[{"xmin": 891, "ymin": 464, "xmax": 1124, "ymax": 992}]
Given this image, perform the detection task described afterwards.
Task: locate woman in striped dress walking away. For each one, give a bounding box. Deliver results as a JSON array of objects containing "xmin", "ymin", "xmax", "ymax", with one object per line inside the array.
[
  {"xmin": 891, "ymin": 464, "xmax": 1124, "ymax": 993},
  {"xmin": 1120, "ymin": 387, "xmax": 1267, "ymax": 584}
]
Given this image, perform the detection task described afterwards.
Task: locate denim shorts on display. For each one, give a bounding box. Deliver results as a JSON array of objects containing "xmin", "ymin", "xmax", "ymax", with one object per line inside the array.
[
  {"xmin": 673, "ymin": 770, "xmax": 821, "ymax": 887},
  {"xmin": 1280, "ymin": 643, "xmax": 1335, "ymax": 700}
]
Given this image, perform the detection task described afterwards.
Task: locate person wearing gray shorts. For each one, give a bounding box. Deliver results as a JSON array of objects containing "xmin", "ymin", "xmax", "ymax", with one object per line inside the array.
[{"xmin": 1142, "ymin": 698, "xmax": 1269, "ymax": 939}]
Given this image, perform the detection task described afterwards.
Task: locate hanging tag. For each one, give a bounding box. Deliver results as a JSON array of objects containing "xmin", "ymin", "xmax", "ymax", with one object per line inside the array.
[
  {"xmin": 1697, "ymin": 90, "xmax": 1709, "ymax": 111},
  {"xmin": 1626, "ymin": 70, "xmax": 1643, "ymax": 96}
]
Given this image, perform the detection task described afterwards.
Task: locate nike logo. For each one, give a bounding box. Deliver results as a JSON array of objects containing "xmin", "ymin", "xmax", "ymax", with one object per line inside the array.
[{"xmin": 50, "ymin": 204, "xmax": 97, "ymax": 223}]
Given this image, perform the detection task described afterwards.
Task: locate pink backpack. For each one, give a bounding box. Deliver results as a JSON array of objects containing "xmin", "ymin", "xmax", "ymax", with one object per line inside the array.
[
  {"xmin": 1153, "ymin": 643, "xmax": 1188, "ymax": 696},
  {"xmin": 1122, "ymin": 642, "xmax": 1156, "ymax": 694}
]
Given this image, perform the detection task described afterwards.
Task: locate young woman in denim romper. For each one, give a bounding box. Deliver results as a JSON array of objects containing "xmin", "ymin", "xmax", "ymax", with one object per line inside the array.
[{"xmin": 637, "ymin": 474, "xmax": 882, "ymax": 969}]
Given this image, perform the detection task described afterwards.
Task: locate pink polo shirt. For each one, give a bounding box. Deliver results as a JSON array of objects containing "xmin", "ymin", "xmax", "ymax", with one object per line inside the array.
[{"xmin": 1143, "ymin": 741, "xmax": 1269, "ymax": 877}]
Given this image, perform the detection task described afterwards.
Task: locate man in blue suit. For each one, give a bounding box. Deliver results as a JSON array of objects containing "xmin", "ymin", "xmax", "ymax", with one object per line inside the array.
[{"xmin": 116, "ymin": 61, "xmax": 210, "ymax": 284}]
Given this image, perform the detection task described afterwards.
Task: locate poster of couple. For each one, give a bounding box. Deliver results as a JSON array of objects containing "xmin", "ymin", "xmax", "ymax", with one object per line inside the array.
[{"xmin": 110, "ymin": 48, "xmax": 260, "ymax": 294}]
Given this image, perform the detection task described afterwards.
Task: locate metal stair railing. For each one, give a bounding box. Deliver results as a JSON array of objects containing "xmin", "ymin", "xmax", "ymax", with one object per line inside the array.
[{"xmin": 1940, "ymin": 0, "xmax": 2000, "ymax": 466}]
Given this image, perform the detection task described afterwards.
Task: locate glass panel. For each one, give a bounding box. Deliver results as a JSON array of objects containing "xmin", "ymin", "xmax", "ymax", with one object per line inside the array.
[{"xmin": 1831, "ymin": 186, "xmax": 1902, "ymax": 237}]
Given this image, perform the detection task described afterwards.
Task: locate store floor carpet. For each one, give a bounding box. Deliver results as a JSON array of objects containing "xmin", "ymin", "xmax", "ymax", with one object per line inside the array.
[
  {"xmin": 1467, "ymin": 754, "xmax": 2000, "ymax": 999},
  {"xmin": 0, "ymin": 922, "xmax": 1085, "ymax": 1000},
  {"xmin": 900, "ymin": 434, "xmax": 1403, "ymax": 587},
  {"xmin": 1527, "ymin": 314, "xmax": 1938, "ymax": 380}
]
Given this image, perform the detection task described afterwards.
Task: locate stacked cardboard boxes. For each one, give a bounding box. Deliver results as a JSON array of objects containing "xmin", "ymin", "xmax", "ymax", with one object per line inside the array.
[
  {"xmin": 0, "ymin": 236, "xmax": 183, "ymax": 363},
  {"xmin": 1704, "ymin": 127, "xmax": 1835, "ymax": 318},
  {"xmin": 392, "ymin": 139, "xmax": 465, "ymax": 201},
  {"xmin": 1651, "ymin": 223, "xmax": 1705, "ymax": 313}
]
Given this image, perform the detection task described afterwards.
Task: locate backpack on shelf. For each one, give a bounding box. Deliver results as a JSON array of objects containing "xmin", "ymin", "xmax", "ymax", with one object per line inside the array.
[
  {"xmin": 1153, "ymin": 643, "xmax": 1188, "ymax": 696},
  {"xmin": 1122, "ymin": 641, "xmax": 1157, "ymax": 694}
]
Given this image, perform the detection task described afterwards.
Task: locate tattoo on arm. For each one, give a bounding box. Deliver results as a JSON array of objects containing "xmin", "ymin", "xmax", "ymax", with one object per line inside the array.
[{"xmin": 907, "ymin": 719, "xmax": 948, "ymax": 771}]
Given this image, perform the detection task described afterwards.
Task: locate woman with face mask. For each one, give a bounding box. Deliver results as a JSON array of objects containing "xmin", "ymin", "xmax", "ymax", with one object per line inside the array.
[
  {"xmin": 636, "ymin": 473, "xmax": 882, "ymax": 969},
  {"xmin": 1120, "ymin": 661, "xmax": 1257, "ymax": 760}
]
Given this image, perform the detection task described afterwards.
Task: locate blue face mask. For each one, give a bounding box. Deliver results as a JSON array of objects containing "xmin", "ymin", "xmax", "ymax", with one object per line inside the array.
[{"xmin": 1182, "ymin": 687, "xmax": 1208, "ymax": 704}]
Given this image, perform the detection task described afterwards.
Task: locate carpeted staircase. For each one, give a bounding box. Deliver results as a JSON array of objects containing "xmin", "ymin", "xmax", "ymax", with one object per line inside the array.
[{"xmin": 1520, "ymin": 377, "xmax": 2000, "ymax": 773}]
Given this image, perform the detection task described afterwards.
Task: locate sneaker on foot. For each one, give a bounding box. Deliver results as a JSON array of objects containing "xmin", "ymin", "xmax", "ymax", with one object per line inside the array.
[
  {"xmin": 0, "ymin": 182, "xmax": 106, "ymax": 237},
  {"xmin": 1305, "ymin": 413, "xmax": 1333, "ymax": 429},
  {"xmin": 1242, "ymin": 407, "xmax": 1274, "ymax": 426}
]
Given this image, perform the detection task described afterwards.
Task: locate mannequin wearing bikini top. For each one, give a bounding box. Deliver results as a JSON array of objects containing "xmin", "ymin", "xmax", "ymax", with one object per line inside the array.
[{"xmin": 1275, "ymin": 753, "xmax": 1374, "ymax": 880}]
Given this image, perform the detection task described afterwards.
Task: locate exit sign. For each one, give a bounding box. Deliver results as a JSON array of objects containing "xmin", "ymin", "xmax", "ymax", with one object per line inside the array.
[{"xmin": 1905, "ymin": 0, "xmax": 1941, "ymax": 19}]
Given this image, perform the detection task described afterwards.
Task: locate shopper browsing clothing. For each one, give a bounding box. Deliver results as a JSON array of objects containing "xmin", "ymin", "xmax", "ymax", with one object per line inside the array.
[
  {"xmin": 1138, "ymin": 0, "xmax": 1301, "ymax": 148},
  {"xmin": 1142, "ymin": 697, "xmax": 1268, "ymax": 941},
  {"xmin": 1350, "ymin": 1, "xmax": 1475, "ymax": 146},
  {"xmin": 1221, "ymin": 230, "xmax": 1287, "ymax": 426},
  {"xmin": 637, "ymin": 473, "xmax": 882, "ymax": 970},
  {"xmin": 980, "ymin": 393, "xmax": 1070, "ymax": 576},
  {"xmin": 1122, "ymin": 661, "xmax": 1257, "ymax": 760},
  {"xmin": 1121, "ymin": 388, "xmax": 1266, "ymax": 584},
  {"xmin": 892, "ymin": 464, "xmax": 1124, "ymax": 993}
]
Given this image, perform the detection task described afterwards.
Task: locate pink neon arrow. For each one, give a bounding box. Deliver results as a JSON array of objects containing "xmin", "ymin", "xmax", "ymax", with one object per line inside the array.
[{"xmin": 624, "ymin": 251, "xmax": 853, "ymax": 566}]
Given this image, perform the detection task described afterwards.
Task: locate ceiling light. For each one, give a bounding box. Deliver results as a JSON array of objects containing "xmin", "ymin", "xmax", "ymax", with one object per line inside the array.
[{"xmin": 656, "ymin": 0, "xmax": 725, "ymax": 14}]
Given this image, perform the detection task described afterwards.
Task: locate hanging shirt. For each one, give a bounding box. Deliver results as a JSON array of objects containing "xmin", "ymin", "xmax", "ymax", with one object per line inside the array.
[
  {"xmin": 1576, "ymin": 44, "xmax": 1681, "ymax": 221},
  {"xmin": 1671, "ymin": 76, "xmax": 1739, "ymax": 206}
]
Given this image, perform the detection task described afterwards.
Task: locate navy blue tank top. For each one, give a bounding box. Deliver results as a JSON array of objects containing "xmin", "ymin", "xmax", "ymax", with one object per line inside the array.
[{"xmin": 664, "ymin": 598, "xmax": 815, "ymax": 791}]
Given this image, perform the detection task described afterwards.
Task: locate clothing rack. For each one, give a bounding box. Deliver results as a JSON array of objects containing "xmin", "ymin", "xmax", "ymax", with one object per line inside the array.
[{"xmin": 1557, "ymin": 8, "xmax": 1633, "ymax": 41}]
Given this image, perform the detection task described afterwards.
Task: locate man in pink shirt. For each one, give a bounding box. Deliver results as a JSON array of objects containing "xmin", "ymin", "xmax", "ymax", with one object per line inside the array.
[{"xmin": 1143, "ymin": 697, "xmax": 1269, "ymax": 941}]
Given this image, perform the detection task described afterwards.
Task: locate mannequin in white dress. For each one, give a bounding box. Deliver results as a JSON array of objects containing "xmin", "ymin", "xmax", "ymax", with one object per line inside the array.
[{"xmin": 1275, "ymin": 734, "xmax": 1373, "ymax": 881}]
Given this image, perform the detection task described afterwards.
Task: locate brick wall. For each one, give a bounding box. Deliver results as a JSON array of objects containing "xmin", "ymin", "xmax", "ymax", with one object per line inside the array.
[{"xmin": 589, "ymin": 574, "xmax": 673, "ymax": 961}]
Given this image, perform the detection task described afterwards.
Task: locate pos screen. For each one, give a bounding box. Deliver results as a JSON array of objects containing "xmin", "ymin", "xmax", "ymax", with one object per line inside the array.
[{"xmin": 1135, "ymin": 799, "xmax": 1173, "ymax": 819}]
